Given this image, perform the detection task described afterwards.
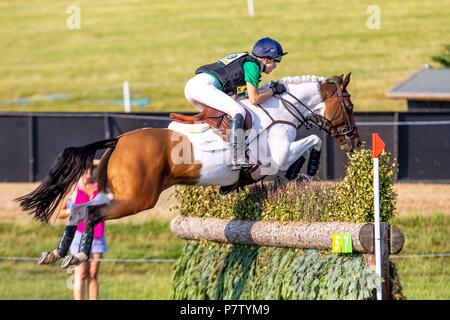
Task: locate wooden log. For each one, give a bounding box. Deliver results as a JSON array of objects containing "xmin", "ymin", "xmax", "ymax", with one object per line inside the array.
[
  {"xmin": 170, "ymin": 215, "xmax": 403, "ymax": 254},
  {"xmin": 389, "ymin": 225, "xmax": 405, "ymax": 254}
]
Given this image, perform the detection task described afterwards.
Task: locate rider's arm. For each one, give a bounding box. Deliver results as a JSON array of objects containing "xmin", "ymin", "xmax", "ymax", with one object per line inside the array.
[
  {"xmin": 246, "ymin": 82, "xmax": 274, "ymax": 105},
  {"xmin": 243, "ymin": 61, "xmax": 274, "ymax": 105}
]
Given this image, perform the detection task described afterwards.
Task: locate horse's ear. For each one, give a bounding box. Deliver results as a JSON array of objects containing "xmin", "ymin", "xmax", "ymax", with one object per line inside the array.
[{"xmin": 343, "ymin": 72, "xmax": 351, "ymax": 88}]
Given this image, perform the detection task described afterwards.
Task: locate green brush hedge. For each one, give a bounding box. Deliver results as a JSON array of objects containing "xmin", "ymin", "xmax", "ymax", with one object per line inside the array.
[{"xmin": 172, "ymin": 149, "xmax": 404, "ymax": 300}]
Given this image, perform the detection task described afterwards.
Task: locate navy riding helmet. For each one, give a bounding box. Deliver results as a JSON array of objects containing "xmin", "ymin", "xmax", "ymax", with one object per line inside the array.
[{"xmin": 252, "ymin": 37, "xmax": 288, "ymax": 62}]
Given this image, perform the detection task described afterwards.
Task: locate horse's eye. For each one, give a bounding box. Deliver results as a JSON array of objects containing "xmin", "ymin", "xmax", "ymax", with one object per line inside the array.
[{"xmin": 346, "ymin": 104, "xmax": 353, "ymax": 113}]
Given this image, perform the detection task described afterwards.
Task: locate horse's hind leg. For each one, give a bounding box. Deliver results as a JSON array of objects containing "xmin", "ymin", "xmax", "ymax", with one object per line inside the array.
[
  {"xmin": 60, "ymin": 194, "xmax": 162, "ymax": 269},
  {"xmin": 38, "ymin": 205, "xmax": 87, "ymax": 265},
  {"xmin": 94, "ymin": 128, "xmax": 168, "ymax": 221},
  {"xmin": 60, "ymin": 128, "xmax": 186, "ymax": 267},
  {"xmin": 38, "ymin": 225, "xmax": 77, "ymax": 265},
  {"xmin": 61, "ymin": 205, "xmax": 103, "ymax": 268}
]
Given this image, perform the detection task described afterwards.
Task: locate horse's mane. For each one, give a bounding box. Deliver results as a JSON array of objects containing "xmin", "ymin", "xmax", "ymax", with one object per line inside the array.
[
  {"xmin": 279, "ymin": 75, "xmax": 327, "ymax": 84},
  {"xmin": 259, "ymin": 74, "xmax": 327, "ymax": 91}
]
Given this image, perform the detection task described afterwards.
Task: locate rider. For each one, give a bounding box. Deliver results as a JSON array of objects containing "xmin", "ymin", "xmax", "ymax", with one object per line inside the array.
[{"xmin": 184, "ymin": 37, "xmax": 288, "ymax": 170}]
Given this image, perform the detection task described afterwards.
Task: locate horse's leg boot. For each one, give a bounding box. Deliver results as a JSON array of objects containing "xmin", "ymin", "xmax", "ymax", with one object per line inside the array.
[
  {"xmin": 79, "ymin": 229, "xmax": 94, "ymax": 259},
  {"xmin": 56, "ymin": 225, "xmax": 77, "ymax": 257},
  {"xmin": 38, "ymin": 225, "xmax": 78, "ymax": 265},
  {"xmin": 285, "ymin": 156, "xmax": 306, "ymax": 181},
  {"xmin": 61, "ymin": 229, "xmax": 93, "ymax": 268},
  {"xmin": 219, "ymin": 181, "xmax": 240, "ymax": 195},
  {"xmin": 307, "ymin": 149, "xmax": 321, "ymax": 176}
]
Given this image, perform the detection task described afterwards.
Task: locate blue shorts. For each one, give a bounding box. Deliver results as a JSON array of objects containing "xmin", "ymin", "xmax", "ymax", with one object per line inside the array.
[{"xmin": 69, "ymin": 231, "xmax": 107, "ymax": 255}]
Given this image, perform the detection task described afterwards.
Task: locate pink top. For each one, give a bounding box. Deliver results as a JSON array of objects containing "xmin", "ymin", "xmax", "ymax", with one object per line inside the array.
[{"xmin": 72, "ymin": 185, "xmax": 105, "ymax": 239}]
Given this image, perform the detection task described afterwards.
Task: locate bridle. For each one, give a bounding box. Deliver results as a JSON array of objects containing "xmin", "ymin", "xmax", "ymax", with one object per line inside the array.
[{"xmin": 276, "ymin": 78, "xmax": 356, "ymax": 148}]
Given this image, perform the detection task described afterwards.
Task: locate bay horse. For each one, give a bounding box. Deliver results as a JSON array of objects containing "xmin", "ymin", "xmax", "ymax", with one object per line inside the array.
[{"xmin": 16, "ymin": 73, "xmax": 361, "ymax": 268}]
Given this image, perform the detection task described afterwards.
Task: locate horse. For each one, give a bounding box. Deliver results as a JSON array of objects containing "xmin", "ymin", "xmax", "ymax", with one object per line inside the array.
[{"xmin": 16, "ymin": 73, "xmax": 361, "ymax": 268}]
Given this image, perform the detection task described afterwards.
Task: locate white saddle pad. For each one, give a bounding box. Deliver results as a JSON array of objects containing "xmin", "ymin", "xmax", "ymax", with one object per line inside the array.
[{"xmin": 168, "ymin": 121, "xmax": 229, "ymax": 151}]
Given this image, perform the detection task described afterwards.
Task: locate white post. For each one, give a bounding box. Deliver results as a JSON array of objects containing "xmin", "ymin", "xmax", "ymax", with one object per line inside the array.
[
  {"xmin": 123, "ymin": 81, "xmax": 131, "ymax": 113},
  {"xmin": 373, "ymin": 156, "xmax": 382, "ymax": 300},
  {"xmin": 247, "ymin": 0, "xmax": 254, "ymax": 17}
]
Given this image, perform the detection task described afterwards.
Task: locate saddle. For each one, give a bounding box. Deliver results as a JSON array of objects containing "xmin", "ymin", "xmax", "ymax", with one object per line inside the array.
[
  {"xmin": 169, "ymin": 107, "xmax": 253, "ymax": 141},
  {"xmin": 170, "ymin": 107, "xmax": 257, "ymax": 195}
]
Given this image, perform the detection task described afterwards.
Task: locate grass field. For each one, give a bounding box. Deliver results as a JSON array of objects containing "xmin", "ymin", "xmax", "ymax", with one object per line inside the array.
[
  {"xmin": 0, "ymin": 182, "xmax": 448, "ymax": 299},
  {"xmin": 0, "ymin": 220, "xmax": 182, "ymax": 299},
  {"xmin": 0, "ymin": 182, "xmax": 449, "ymax": 300},
  {"xmin": 1, "ymin": 0, "xmax": 449, "ymax": 112},
  {"xmin": 0, "ymin": 214, "xmax": 448, "ymax": 300},
  {"xmin": 390, "ymin": 214, "xmax": 449, "ymax": 300}
]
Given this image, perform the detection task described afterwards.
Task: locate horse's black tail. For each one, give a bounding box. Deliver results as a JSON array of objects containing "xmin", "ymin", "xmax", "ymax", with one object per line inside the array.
[{"xmin": 15, "ymin": 138, "xmax": 118, "ymax": 224}]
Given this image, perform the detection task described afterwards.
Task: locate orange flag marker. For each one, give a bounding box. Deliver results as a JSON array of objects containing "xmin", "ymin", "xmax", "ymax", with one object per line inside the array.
[{"xmin": 372, "ymin": 133, "xmax": 385, "ymax": 158}]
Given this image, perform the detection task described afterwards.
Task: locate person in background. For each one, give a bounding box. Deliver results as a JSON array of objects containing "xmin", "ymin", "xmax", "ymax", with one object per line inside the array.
[{"xmin": 57, "ymin": 160, "xmax": 107, "ymax": 300}]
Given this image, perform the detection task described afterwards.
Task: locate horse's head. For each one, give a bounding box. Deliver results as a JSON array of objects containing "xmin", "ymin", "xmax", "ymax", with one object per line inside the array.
[{"xmin": 319, "ymin": 73, "xmax": 361, "ymax": 153}]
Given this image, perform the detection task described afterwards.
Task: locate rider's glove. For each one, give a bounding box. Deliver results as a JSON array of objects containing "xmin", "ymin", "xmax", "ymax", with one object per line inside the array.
[{"xmin": 270, "ymin": 81, "xmax": 287, "ymax": 95}]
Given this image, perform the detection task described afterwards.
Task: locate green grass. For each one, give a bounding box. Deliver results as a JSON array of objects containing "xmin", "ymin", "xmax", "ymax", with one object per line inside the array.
[
  {"xmin": 391, "ymin": 214, "xmax": 449, "ymax": 300},
  {"xmin": 0, "ymin": 219, "xmax": 184, "ymax": 299},
  {"xmin": 0, "ymin": 0, "xmax": 449, "ymax": 112},
  {"xmin": 0, "ymin": 214, "xmax": 448, "ymax": 299},
  {"xmin": 0, "ymin": 262, "xmax": 173, "ymax": 299}
]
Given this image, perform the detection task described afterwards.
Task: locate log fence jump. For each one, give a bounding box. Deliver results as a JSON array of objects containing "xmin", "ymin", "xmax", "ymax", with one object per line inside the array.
[{"xmin": 171, "ymin": 215, "xmax": 405, "ymax": 300}]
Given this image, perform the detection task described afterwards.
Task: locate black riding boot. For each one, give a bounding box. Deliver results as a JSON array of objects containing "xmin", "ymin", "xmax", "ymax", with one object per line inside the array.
[
  {"xmin": 307, "ymin": 149, "xmax": 321, "ymax": 176},
  {"xmin": 229, "ymin": 114, "xmax": 248, "ymax": 171}
]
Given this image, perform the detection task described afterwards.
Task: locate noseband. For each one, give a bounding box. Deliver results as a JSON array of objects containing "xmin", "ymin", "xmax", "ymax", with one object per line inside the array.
[{"xmin": 325, "ymin": 78, "xmax": 355, "ymax": 139}]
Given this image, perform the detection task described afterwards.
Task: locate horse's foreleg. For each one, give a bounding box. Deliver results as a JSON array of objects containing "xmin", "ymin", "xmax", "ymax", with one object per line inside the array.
[
  {"xmin": 263, "ymin": 127, "xmax": 295, "ymax": 175},
  {"xmin": 285, "ymin": 135, "xmax": 322, "ymax": 180}
]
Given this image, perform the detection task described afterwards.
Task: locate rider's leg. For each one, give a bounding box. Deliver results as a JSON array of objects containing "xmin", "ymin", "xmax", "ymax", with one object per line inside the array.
[
  {"xmin": 184, "ymin": 73, "xmax": 248, "ymax": 170},
  {"xmin": 184, "ymin": 74, "xmax": 245, "ymax": 117},
  {"xmin": 229, "ymin": 113, "xmax": 247, "ymax": 170}
]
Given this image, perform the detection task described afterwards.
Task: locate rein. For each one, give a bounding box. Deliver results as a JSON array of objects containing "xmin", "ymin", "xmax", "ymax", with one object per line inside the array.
[
  {"xmin": 245, "ymin": 78, "xmax": 356, "ymax": 147},
  {"xmin": 275, "ymin": 80, "xmax": 355, "ymax": 139}
]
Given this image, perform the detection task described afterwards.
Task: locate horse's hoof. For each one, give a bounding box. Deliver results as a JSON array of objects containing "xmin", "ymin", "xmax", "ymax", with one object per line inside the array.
[
  {"xmin": 61, "ymin": 253, "xmax": 88, "ymax": 268},
  {"xmin": 38, "ymin": 250, "xmax": 60, "ymax": 265},
  {"xmin": 298, "ymin": 173, "xmax": 312, "ymax": 182}
]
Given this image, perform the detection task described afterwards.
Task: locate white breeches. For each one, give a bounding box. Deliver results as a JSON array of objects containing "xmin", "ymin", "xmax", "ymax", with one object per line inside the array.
[{"xmin": 184, "ymin": 73, "xmax": 246, "ymax": 118}]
